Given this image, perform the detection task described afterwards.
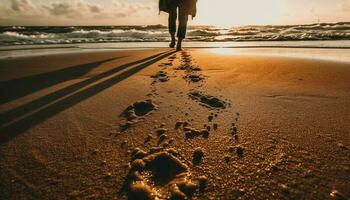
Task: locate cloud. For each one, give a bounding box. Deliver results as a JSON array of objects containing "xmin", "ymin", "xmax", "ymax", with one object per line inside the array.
[
  {"xmin": 11, "ymin": 0, "xmax": 35, "ymax": 11},
  {"xmin": 3, "ymin": 0, "xmax": 105, "ymax": 18},
  {"xmin": 113, "ymin": 0, "xmax": 153, "ymax": 18},
  {"xmin": 89, "ymin": 4, "xmax": 102, "ymax": 13},
  {"xmin": 9, "ymin": 0, "xmax": 41, "ymax": 16},
  {"xmin": 0, "ymin": 0, "xmax": 159, "ymax": 25},
  {"xmin": 42, "ymin": 0, "xmax": 103, "ymax": 18}
]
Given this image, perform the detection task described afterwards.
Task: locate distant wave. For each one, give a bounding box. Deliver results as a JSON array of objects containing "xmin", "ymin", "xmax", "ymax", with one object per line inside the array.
[{"xmin": 1, "ymin": 22, "xmax": 349, "ymax": 45}]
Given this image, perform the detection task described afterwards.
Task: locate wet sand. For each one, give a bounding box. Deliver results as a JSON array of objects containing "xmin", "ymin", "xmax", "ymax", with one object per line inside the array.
[{"xmin": 0, "ymin": 48, "xmax": 350, "ymax": 199}]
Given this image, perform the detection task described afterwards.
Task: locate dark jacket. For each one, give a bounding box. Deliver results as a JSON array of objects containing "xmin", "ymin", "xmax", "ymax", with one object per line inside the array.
[{"xmin": 159, "ymin": 0, "xmax": 197, "ymax": 17}]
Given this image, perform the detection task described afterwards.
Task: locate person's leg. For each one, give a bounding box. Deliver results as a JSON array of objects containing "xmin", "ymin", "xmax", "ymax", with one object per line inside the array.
[
  {"xmin": 168, "ymin": 2, "xmax": 177, "ymax": 48},
  {"xmin": 176, "ymin": 1, "xmax": 189, "ymax": 51}
]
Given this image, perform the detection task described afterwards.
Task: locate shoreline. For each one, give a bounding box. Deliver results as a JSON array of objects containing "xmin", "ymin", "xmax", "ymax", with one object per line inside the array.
[
  {"xmin": 1, "ymin": 45, "xmax": 350, "ymax": 63},
  {"xmin": 2, "ymin": 40, "xmax": 350, "ymax": 49}
]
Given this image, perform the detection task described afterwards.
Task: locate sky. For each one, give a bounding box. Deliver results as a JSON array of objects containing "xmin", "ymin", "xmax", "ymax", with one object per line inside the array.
[{"xmin": 0, "ymin": 0, "xmax": 349, "ymax": 27}]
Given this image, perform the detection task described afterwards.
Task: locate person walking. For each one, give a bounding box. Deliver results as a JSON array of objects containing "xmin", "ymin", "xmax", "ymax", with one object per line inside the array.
[{"xmin": 159, "ymin": 0, "xmax": 197, "ymax": 51}]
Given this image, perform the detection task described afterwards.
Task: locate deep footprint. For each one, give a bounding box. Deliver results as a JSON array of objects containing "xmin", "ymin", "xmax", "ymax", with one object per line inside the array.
[
  {"xmin": 125, "ymin": 148, "xmax": 202, "ymax": 200},
  {"xmin": 189, "ymin": 91, "xmax": 227, "ymax": 109},
  {"xmin": 122, "ymin": 100, "xmax": 157, "ymax": 120},
  {"xmin": 175, "ymin": 64, "xmax": 201, "ymax": 71},
  {"xmin": 184, "ymin": 74, "xmax": 204, "ymax": 83},
  {"xmin": 151, "ymin": 71, "xmax": 169, "ymax": 83}
]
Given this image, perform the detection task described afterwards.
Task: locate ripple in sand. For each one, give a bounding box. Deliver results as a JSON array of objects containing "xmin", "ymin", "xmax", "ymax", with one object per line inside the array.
[
  {"xmin": 189, "ymin": 91, "xmax": 227, "ymax": 109},
  {"xmin": 125, "ymin": 148, "xmax": 202, "ymax": 200}
]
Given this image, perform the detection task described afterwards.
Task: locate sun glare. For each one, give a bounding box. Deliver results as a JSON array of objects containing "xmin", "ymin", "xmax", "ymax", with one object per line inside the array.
[{"xmin": 195, "ymin": 0, "xmax": 286, "ymax": 27}]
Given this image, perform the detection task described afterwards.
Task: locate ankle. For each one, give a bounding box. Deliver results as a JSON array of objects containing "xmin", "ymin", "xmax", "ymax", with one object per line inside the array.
[
  {"xmin": 176, "ymin": 41, "xmax": 182, "ymax": 51},
  {"xmin": 177, "ymin": 39, "xmax": 183, "ymax": 45}
]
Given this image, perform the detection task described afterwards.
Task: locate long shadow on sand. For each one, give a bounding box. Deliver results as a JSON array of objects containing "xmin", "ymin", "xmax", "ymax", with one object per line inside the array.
[
  {"xmin": 0, "ymin": 51, "xmax": 168, "ymax": 126},
  {"xmin": 0, "ymin": 50, "xmax": 175, "ymax": 144},
  {"xmin": 0, "ymin": 56, "xmax": 126, "ymax": 104}
]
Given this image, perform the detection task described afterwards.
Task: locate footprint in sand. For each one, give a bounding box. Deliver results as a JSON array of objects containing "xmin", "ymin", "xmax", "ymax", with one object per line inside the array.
[
  {"xmin": 168, "ymin": 55, "xmax": 177, "ymax": 62},
  {"xmin": 188, "ymin": 91, "xmax": 227, "ymax": 109},
  {"xmin": 124, "ymin": 148, "xmax": 204, "ymax": 200},
  {"xmin": 184, "ymin": 73, "xmax": 204, "ymax": 83},
  {"xmin": 159, "ymin": 62, "xmax": 173, "ymax": 67},
  {"xmin": 175, "ymin": 64, "xmax": 201, "ymax": 72},
  {"xmin": 123, "ymin": 100, "xmax": 157, "ymax": 120},
  {"xmin": 231, "ymin": 113, "xmax": 240, "ymax": 141},
  {"xmin": 118, "ymin": 100, "xmax": 157, "ymax": 132},
  {"xmin": 151, "ymin": 71, "xmax": 169, "ymax": 83},
  {"xmin": 176, "ymin": 51, "xmax": 205, "ymax": 84}
]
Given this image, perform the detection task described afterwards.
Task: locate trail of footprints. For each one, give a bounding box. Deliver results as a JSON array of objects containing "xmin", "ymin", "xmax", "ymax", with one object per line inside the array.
[{"xmin": 117, "ymin": 51, "xmax": 243, "ymax": 200}]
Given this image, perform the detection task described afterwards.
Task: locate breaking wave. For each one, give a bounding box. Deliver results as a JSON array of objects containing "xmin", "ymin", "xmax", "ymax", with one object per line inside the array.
[{"xmin": 1, "ymin": 22, "xmax": 350, "ymax": 45}]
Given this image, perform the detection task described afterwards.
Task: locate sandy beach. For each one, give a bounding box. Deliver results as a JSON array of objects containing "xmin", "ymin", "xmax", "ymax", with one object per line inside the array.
[{"xmin": 0, "ymin": 48, "xmax": 350, "ymax": 199}]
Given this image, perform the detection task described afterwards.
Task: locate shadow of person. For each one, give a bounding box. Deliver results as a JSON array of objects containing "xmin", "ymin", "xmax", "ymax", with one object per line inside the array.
[
  {"xmin": 0, "ymin": 56, "xmax": 126, "ymax": 104},
  {"xmin": 0, "ymin": 50, "xmax": 175, "ymax": 144},
  {"xmin": 0, "ymin": 52, "xmax": 168, "ymax": 126}
]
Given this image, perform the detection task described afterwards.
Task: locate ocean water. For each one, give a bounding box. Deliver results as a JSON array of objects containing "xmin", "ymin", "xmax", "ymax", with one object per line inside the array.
[
  {"xmin": 1, "ymin": 22, "xmax": 350, "ymax": 46},
  {"xmin": 1, "ymin": 22, "xmax": 350, "ymax": 62}
]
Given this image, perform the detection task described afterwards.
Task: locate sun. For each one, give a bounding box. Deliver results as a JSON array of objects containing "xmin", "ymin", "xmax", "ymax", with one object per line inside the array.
[{"xmin": 193, "ymin": 0, "xmax": 286, "ymax": 27}]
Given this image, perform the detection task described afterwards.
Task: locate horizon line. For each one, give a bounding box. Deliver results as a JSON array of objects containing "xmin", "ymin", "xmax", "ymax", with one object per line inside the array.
[{"xmin": 1, "ymin": 21, "xmax": 350, "ymax": 28}]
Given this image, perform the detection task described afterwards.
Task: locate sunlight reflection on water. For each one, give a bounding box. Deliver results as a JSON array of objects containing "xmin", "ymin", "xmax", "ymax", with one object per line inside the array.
[
  {"xmin": 207, "ymin": 47, "xmax": 350, "ymax": 63},
  {"xmin": 1, "ymin": 41, "xmax": 349, "ymax": 63}
]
